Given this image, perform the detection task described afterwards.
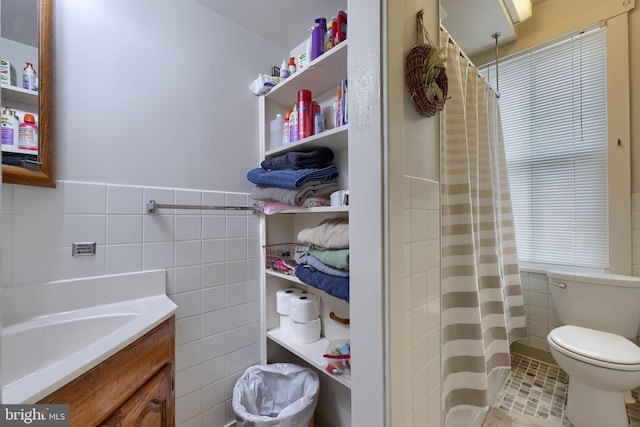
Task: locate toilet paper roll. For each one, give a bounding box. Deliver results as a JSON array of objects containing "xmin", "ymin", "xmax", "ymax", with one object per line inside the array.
[
  {"xmin": 292, "ymin": 318, "xmax": 321, "ymax": 344},
  {"xmin": 276, "ymin": 288, "xmax": 304, "ymax": 315},
  {"xmin": 289, "ymin": 293, "xmax": 321, "ymax": 323},
  {"xmin": 279, "ymin": 315, "xmax": 294, "ymax": 335}
]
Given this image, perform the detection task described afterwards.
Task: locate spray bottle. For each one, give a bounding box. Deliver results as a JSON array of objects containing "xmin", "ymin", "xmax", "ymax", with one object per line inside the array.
[{"xmin": 280, "ymin": 59, "xmax": 289, "ymax": 81}]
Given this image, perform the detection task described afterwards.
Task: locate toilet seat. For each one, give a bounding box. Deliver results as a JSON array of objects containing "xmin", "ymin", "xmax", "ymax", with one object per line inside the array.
[{"xmin": 548, "ymin": 325, "xmax": 640, "ymax": 371}]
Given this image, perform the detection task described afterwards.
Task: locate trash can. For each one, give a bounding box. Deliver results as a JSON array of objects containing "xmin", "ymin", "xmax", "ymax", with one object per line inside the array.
[{"xmin": 233, "ymin": 363, "xmax": 320, "ymax": 427}]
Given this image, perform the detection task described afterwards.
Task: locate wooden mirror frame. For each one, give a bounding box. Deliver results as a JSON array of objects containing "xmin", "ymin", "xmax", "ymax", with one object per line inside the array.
[{"xmin": 2, "ymin": 0, "xmax": 55, "ymax": 187}]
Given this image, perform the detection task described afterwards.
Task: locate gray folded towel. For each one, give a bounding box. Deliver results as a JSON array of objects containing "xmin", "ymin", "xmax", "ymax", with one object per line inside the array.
[{"xmin": 251, "ymin": 181, "xmax": 339, "ymax": 206}]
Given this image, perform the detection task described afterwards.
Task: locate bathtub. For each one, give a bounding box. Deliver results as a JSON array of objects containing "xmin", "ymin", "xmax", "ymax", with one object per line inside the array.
[{"xmin": 1, "ymin": 270, "xmax": 177, "ymax": 404}]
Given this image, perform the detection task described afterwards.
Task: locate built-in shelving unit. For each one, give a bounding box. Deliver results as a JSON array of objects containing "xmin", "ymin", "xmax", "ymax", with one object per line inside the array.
[{"xmin": 259, "ymin": 37, "xmax": 350, "ymax": 392}]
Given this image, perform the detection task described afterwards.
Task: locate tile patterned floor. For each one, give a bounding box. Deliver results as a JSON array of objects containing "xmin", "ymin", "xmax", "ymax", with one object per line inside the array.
[{"xmin": 496, "ymin": 353, "xmax": 640, "ymax": 427}]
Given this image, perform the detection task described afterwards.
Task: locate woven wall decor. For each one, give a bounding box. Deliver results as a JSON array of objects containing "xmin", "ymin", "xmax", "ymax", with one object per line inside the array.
[{"xmin": 406, "ymin": 10, "xmax": 448, "ymax": 117}]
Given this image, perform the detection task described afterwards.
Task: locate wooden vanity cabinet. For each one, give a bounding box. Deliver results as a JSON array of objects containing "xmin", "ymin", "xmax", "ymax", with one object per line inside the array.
[{"xmin": 38, "ymin": 317, "xmax": 175, "ymax": 427}]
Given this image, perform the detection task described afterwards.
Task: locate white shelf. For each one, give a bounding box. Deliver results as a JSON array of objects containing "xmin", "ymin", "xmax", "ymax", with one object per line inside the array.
[
  {"xmin": 266, "ymin": 125, "xmax": 348, "ymax": 157},
  {"xmin": 1, "ymin": 144, "xmax": 37, "ymax": 155},
  {"xmin": 1, "ymin": 84, "xmax": 37, "ymax": 106},
  {"xmin": 265, "ymin": 41, "xmax": 348, "ymax": 108},
  {"xmin": 267, "ymin": 327, "xmax": 351, "ymax": 388},
  {"xmin": 262, "ymin": 205, "xmax": 349, "ymax": 215},
  {"xmin": 266, "ymin": 269, "xmax": 305, "ymax": 285}
]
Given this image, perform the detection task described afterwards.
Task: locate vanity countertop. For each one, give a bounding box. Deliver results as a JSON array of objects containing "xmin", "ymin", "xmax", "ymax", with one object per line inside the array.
[{"xmin": 1, "ymin": 270, "xmax": 177, "ymax": 404}]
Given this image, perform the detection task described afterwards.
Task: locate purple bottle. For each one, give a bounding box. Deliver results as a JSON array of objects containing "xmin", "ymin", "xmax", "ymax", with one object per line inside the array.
[{"xmin": 311, "ymin": 18, "xmax": 327, "ymax": 61}]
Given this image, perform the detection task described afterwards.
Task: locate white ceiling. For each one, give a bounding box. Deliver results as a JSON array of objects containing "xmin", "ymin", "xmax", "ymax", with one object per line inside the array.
[
  {"xmin": 1, "ymin": 0, "xmax": 39, "ymax": 48},
  {"xmin": 440, "ymin": 0, "xmax": 516, "ymax": 58},
  {"xmin": 192, "ymin": 0, "xmax": 347, "ymax": 49}
]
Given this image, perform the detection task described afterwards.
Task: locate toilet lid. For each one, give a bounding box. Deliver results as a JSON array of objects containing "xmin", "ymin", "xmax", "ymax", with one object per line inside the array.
[{"xmin": 549, "ymin": 325, "xmax": 640, "ymax": 368}]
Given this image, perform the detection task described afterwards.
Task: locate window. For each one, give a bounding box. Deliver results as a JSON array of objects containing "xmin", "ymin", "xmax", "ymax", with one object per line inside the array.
[{"xmin": 483, "ymin": 27, "xmax": 608, "ymax": 269}]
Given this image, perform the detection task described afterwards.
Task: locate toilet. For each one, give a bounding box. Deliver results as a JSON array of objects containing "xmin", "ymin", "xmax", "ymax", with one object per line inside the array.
[{"xmin": 546, "ymin": 271, "xmax": 640, "ymax": 427}]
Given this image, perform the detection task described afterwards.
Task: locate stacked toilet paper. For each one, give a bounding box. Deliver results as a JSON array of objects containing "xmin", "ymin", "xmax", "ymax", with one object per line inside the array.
[{"xmin": 276, "ymin": 288, "xmax": 321, "ymax": 344}]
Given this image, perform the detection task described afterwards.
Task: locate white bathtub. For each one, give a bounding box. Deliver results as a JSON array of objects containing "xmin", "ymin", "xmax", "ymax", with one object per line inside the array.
[{"xmin": 1, "ymin": 270, "xmax": 177, "ymax": 404}]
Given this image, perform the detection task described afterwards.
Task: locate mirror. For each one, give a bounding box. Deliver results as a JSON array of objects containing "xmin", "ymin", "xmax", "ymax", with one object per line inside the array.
[{"xmin": 1, "ymin": 0, "xmax": 55, "ymax": 187}]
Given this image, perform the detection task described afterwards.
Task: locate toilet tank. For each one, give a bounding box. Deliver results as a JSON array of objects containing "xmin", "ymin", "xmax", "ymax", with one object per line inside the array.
[{"xmin": 548, "ymin": 271, "xmax": 640, "ymax": 339}]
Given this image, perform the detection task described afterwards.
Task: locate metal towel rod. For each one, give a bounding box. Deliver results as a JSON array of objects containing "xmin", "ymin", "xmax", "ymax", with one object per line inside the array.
[{"xmin": 146, "ymin": 200, "xmax": 259, "ymax": 214}]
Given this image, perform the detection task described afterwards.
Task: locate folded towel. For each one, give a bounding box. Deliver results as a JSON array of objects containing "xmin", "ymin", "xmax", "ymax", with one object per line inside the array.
[
  {"xmin": 252, "ymin": 181, "xmax": 339, "ymax": 206},
  {"xmin": 246, "ymin": 165, "xmax": 339, "ymax": 190},
  {"xmin": 295, "ymin": 264, "xmax": 349, "ymax": 302},
  {"xmin": 261, "ymin": 147, "xmax": 335, "ymax": 170},
  {"xmin": 308, "ymin": 246, "xmax": 350, "ymax": 271},
  {"xmin": 297, "ymin": 217, "xmax": 349, "ymax": 249},
  {"xmin": 257, "ymin": 198, "xmax": 330, "ymax": 215},
  {"xmin": 299, "ymin": 251, "xmax": 349, "ymax": 277}
]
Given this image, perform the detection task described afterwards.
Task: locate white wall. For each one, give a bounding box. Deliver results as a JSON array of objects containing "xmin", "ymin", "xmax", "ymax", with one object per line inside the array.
[{"xmin": 55, "ymin": 0, "xmax": 287, "ymax": 192}]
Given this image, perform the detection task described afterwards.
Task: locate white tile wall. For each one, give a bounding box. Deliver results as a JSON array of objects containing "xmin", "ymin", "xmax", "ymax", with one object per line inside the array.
[
  {"xmin": 517, "ymin": 271, "xmax": 559, "ymax": 353},
  {"xmin": 0, "ymin": 180, "xmax": 259, "ymax": 426},
  {"xmin": 404, "ymin": 176, "xmax": 442, "ymax": 427}
]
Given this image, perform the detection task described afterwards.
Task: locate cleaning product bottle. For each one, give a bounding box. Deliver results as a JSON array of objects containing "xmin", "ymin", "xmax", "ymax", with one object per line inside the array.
[
  {"xmin": 1, "ymin": 107, "xmax": 15, "ymax": 147},
  {"xmin": 298, "ymin": 89, "xmax": 313, "ymax": 140},
  {"xmin": 280, "ymin": 59, "xmax": 289, "ymax": 81},
  {"xmin": 326, "ymin": 19, "xmax": 334, "ymax": 51},
  {"xmin": 311, "ymin": 18, "xmax": 327, "ymax": 61},
  {"xmin": 335, "ymin": 10, "xmax": 348, "ymax": 45},
  {"xmin": 18, "ymin": 113, "xmax": 38, "ymax": 151},
  {"xmin": 288, "ymin": 105, "xmax": 299, "ymax": 143},
  {"xmin": 282, "ymin": 110, "xmax": 291, "ymax": 145},
  {"xmin": 22, "ymin": 62, "xmax": 37, "ymax": 91},
  {"xmin": 288, "ymin": 57, "xmax": 296, "ymax": 75}
]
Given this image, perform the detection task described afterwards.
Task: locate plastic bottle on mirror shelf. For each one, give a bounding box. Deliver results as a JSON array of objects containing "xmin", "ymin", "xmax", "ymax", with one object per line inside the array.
[
  {"xmin": 22, "ymin": 62, "xmax": 37, "ymax": 91},
  {"xmin": 18, "ymin": 113, "xmax": 38, "ymax": 151},
  {"xmin": 10, "ymin": 110, "xmax": 19, "ymax": 146},
  {"xmin": 314, "ymin": 111, "xmax": 324, "ymax": 135},
  {"xmin": 1, "ymin": 107, "xmax": 15, "ymax": 147},
  {"xmin": 288, "ymin": 105, "xmax": 298, "ymax": 143},
  {"xmin": 311, "ymin": 18, "xmax": 327, "ymax": 61}
]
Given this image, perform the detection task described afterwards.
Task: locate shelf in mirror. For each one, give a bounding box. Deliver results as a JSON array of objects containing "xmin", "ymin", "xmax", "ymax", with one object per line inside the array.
[
  {"xmin": 267, "ymin": 327, "xmax": 351, "ymax": 388},
  {"xmin": 1, "ymin": 84, "xmax": 38, "ymax": 106}
]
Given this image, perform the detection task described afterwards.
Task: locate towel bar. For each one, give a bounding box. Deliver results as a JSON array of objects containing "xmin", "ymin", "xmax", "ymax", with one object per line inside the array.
[{"xmin": 146, "ymin": 200, "xmax": 259, "ymax": 214}]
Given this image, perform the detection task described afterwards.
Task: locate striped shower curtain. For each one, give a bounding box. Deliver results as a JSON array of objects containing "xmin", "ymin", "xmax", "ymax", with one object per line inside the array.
[{"xmin": 439, "ymin": 29, "xmax": 527, "ymax": 424}]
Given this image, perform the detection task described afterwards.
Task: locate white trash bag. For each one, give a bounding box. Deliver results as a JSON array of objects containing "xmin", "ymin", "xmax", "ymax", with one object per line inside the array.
[{"xmin": 233, "ymin": 363, "xmax": 319, "ymax": 427}]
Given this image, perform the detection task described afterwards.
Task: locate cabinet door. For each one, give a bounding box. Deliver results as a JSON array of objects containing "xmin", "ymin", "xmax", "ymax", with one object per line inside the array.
[{"xmin": 100, "ymin": 363, "xmax": 174, "ymax": 427}]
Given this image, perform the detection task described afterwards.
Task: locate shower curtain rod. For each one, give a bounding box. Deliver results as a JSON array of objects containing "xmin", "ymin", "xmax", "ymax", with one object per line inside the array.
[{"xmin": 440, "ymin": 24, "xmax": 500, "ymax": 98}]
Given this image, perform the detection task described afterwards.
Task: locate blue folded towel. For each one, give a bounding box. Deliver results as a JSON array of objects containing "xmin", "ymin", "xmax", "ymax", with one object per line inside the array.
[
  {"xmin": 246, "ymin": 165, "xmax": 339, "ymax": 190},
  {"xmin": 295, "ymin": 264, "xmax": 349, "ymax": 302}
]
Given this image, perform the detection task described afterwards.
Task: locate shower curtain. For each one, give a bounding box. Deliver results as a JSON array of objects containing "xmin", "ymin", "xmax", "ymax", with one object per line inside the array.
[{"xmin": 439, "ymin": 29, "xmax": 527, "ymax": 424}]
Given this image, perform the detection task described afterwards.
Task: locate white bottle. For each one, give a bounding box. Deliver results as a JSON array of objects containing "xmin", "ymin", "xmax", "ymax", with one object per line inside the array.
[
  {"xmin": 270, "ymin": 114, "xmax": 283, "ymax": 149},
  {"xmin": 1, "ymin": 107, "xmax": 15, "ymax": 147},
  {"xmin": 23, "ymin": 62, "xmax": 37, "ymax": 91},
  {"xmin": 279, "ymin": 60, "xmax": 289, "ymax": 81}
]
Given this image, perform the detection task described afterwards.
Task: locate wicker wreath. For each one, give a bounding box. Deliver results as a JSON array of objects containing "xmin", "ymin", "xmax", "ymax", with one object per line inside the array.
[{"xmin": 406, "ymin": 10, "xmax": 448, "ymax": 117}]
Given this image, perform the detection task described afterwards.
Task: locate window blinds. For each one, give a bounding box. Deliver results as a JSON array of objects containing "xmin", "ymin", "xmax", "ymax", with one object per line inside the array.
[{"xmin": 482, "ymin": 27, "xmax": 608, "ymax": 269}]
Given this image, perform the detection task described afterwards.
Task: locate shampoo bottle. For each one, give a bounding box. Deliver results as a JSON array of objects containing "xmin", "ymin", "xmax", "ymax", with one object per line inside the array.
[
  {"xmin": 288, "ymin": 105, "xmax": 299, "ymax": 143},
  {"xmin": 18, "ymin": 113, "xmax": 38, "ymax": 151}
]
